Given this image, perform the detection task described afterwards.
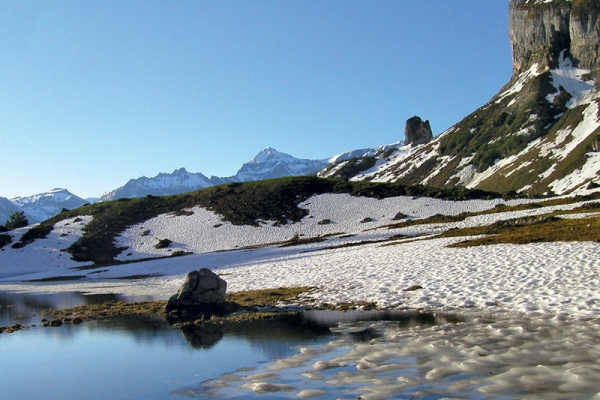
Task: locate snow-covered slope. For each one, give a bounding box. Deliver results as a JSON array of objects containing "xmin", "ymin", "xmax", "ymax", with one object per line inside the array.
[
  {"xmin": 318, "ymin": 141, "xmax": 407, "ymax": 180},
  {"xmin": 100, "ymin": 168, "xmax": 213, "ymax": 201},
  {"xmin": 327, "ymin": 141, "xmax": 403, "ymax": 164},
  {"xmin": 1, "ymin": 191, "xmax": 600, "ymax": 319},
  {"xmin": 10, "ymin": 189, "xmax": 87, "ymax": 223}
]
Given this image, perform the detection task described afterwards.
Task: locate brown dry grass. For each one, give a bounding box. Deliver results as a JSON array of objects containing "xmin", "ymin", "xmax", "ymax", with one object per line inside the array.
[
  {"xmin": 441, "ymin": 214, "xmax": 600, "ymax": 247},
  {"xmin": 225, "ymin": 287, "xmax": 312, "ymax": 306}
]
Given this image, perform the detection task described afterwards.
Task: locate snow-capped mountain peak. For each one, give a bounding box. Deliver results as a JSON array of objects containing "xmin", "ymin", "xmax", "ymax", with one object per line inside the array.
[
  {"xmin": 9, "ymin": 189, "xmax": 87, "ymax": 223},
  {"xmin": 99, "ymin": 168, "xmax": 214, "ymax": 201},
  {"xmin": 250, "ymin": 147, "xmax": 295, "ymax": 164},
  {"xmin": 233, "ymin": 148, "xmax": 329, "ymax": 182}
]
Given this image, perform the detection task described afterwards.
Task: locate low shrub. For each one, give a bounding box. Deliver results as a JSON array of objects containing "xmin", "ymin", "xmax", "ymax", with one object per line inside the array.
[
  {"xmin": 155, "ymin": 238, "xmax": 172, "ymax": 249},
  {"xmin": 0, "ymin": 234, "xmax": 12, "ymax": 249}
]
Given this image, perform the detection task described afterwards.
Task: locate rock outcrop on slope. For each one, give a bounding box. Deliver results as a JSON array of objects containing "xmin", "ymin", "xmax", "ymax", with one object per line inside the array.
[
  {"xmin": 404, "ymin": 116, "xmax": 433, "ymax": 146},
  {"xmin": 336, "ymin": 0, "xmax": 600, "ymax": 196}
]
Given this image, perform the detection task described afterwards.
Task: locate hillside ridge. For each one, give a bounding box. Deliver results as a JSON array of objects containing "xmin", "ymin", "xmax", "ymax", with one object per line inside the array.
[{"xmin": 329, "ymin": 0, "xmax": 600, "ymax": 197}]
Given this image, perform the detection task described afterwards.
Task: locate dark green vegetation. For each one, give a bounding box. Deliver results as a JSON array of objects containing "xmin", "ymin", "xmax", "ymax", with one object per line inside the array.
[
  {"xmin": 11, "ymin": 224, "xmax": 54, "ymax": 249},
  {"xmin": 439, "ymin": 72, "xmax": 568, "ymax": 174},
  {"xmin": 0, "ymin": 234, "xmax": 11, "ymax": 249},
  {"xmin": 15, "ymin": 177, "xmax": 502, "ymax": 265},
  {"xmin": 3, "ymin": 211, "xmax": 28, "ymax": 231}
]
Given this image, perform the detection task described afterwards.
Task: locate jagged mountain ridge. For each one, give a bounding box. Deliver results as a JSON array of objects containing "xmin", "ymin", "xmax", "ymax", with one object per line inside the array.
[
  {"xmin": 99, "ymin": 168, "xmax": 215, "ymax": 201},
  {"xmin": 99, "ymin": 147, "xmax": 331, "ymax": 201},
  {"xmin": 326, "ymin": 0, "xmax": 600, "ymax": 196},
  {"xmin": 99, "ymin": 146, "xmax": 397, "ymax": 201}
]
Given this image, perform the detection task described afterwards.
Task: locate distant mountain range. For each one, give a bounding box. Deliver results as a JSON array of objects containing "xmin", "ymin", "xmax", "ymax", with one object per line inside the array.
[
  {"xmin": 97, "ymin": 146, "xmax": 404, "ymax": 202},
  {"xmin": 1, "ymin": 144, "xmax": 401, "ymax": 224}
]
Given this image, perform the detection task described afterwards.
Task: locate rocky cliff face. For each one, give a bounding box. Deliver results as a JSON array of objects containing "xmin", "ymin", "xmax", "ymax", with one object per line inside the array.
[
  {"xmin": 404, "ymin": 116, "xmax": 433, "ymax": 146},
  {"xmin": 570, "ymin": 0, "xmax": 600, "ymax": 70},
  {"xmin": 508, "ymin": 0, "xmax": 571, "ymax": 75},
  {"xmin": 509, "ymin": 0, "xmax": 600, "ymax": 75}
]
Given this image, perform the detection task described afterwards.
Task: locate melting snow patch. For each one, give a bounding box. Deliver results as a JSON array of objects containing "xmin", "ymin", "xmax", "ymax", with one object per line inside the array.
[
  {"xmin": 0, "ymin": 216, "xmax": 94, "ymax": 275},
  {"xmin": 203, "ymin": 312, "xmax": 600, "ymax": 399},
  {"xmin": 496, "ymin": 63, "xmax": 541, "ymax": 103},
  {"xmin": 547, "ymin": 52, "xmax": 596, "ymax": 109}
]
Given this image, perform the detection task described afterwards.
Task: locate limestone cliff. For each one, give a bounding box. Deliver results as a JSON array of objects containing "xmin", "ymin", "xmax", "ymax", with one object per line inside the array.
[
  {"xmin": 570, "ymin": 0, "xmax": 600, "ymax": 70},
  {"xmin": 509, "ymin": 0, "xmax": 600, "ymax": 74}
]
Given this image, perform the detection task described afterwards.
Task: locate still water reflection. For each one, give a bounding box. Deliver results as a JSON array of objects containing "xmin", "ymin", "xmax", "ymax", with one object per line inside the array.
[
  {"xmin": 7, "ymin": 291, "xmax": 598, "ymax": 399},
  {"xmin": 0, "ymin": 291, "xmax": 333, "ymax": 400},
  {"xmin": 0, "ymin": 291, "xmax": 321, "ymax": 398},
  {"xmin": 0, "ymin": 290, "xmax": 453, "ymax": 400}
]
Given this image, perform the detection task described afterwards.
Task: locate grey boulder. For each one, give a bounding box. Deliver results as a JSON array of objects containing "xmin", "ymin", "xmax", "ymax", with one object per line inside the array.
[{"xmin": 166, "ymin": 268, "xmax": 227, "ymax": 316}]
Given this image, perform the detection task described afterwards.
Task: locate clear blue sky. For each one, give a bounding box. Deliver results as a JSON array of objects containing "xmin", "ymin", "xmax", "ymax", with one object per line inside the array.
[{"xmin": 0, "ymin": 0, "xmax": 512, "ymax": 199}]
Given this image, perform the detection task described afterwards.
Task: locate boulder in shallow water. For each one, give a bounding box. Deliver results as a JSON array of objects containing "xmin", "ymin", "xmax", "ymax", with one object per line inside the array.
[{"xmin": 166, "ymin": 268, "xmax": 227, "ymax": 317}]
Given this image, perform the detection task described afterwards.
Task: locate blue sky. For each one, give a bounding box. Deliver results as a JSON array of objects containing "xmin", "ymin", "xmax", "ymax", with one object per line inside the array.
[{"xmin": 0, "ymin": 1, "xmax": 512, "ymax": 199}]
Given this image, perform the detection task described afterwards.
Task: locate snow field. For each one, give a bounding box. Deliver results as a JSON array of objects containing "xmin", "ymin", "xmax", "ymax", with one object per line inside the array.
[
  {"xmin": 113, "ymin": 194, "xmax": 529, "ymax": 260},
  {"xmin": 0, "ymin": 216, "xmax": 93, "ymax": 277}
]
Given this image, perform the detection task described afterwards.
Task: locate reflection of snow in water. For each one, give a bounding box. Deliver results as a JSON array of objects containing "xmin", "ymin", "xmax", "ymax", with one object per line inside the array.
[{"xmin": 199, "ymin": 313, "xmax": 600, "ymax": 399}]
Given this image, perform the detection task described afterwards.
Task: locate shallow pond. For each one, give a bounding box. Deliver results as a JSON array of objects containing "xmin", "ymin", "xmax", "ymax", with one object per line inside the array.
[{"xmin": 2, "ymin": 291, "xmax": 600, "ymax": 399}]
